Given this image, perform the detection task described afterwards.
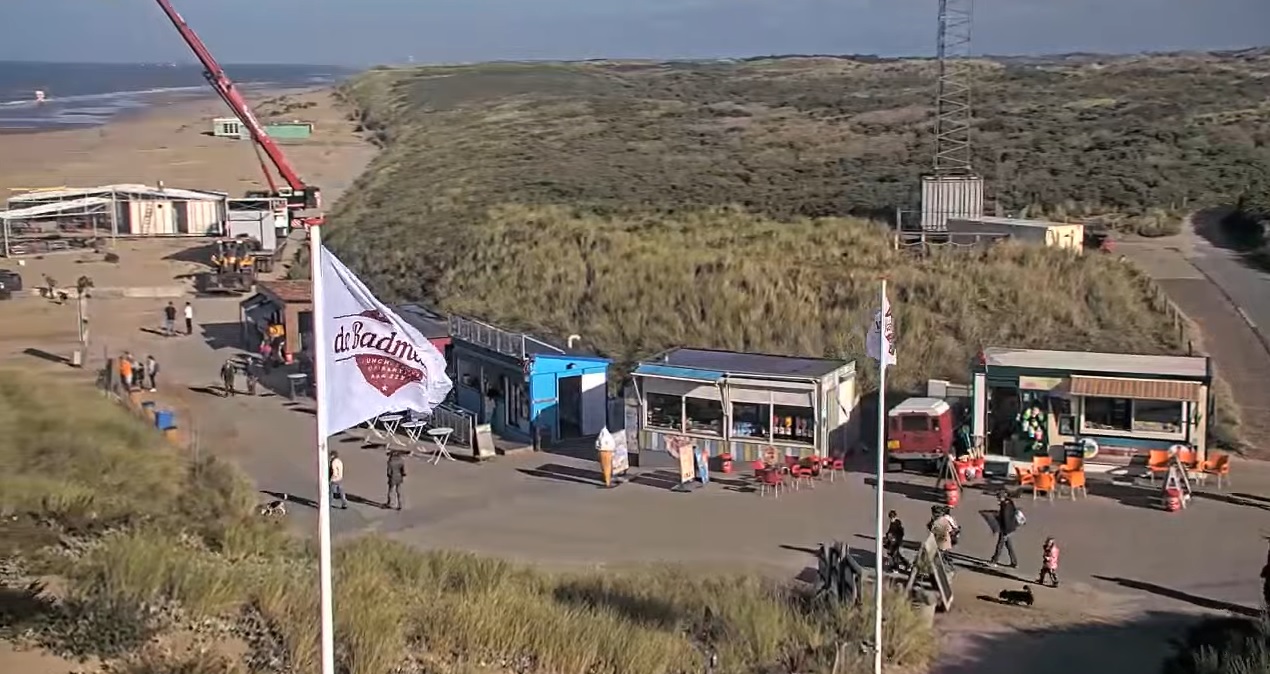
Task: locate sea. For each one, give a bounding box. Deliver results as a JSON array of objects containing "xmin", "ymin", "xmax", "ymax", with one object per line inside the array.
[{"xmin": 0, "ymin": 61, "xmax": 353, "ymax": 133}]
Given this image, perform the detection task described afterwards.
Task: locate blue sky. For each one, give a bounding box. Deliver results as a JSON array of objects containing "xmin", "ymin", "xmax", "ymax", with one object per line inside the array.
[{"xmin": 1, "ymin": 0, "xmax": 1267, "ymax": 65}]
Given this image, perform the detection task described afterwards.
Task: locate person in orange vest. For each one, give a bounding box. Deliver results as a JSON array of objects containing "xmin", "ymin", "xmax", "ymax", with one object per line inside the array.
[{"xmin": 118, "ymin": 352, "xmax": 133, "ymax": 391}]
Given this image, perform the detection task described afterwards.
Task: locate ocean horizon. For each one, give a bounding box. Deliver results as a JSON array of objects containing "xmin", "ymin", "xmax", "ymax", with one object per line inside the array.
[{"xmin": 0, "ymin": 61, "xmax": 354, "ymax": 133}]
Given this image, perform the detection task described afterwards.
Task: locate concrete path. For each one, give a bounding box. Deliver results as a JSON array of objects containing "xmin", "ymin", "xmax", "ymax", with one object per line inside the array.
[
  {"xmin": 1118, "ymin": 212, "xmax": 1270, "ymax": 450},
  {"xmin": 4, "ymin": 293, "xmax": 1270, "ymax": 674}
]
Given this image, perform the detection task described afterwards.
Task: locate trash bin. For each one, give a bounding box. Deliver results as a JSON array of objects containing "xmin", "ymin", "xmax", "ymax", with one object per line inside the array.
[{"xmin": 155, "ymin": 410, "xmax": 176, "ymax": 430}]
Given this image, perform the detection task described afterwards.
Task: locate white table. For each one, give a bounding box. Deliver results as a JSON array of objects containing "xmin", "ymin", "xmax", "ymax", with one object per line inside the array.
[
  {"xmin": 400, "ymin": 420, "xmax": 427, "ymax": 454},
  {"xmin": 361, "ymin": 416, "xmax": 386, "ymax": 446},
  {"xmin": 426, "ymin": 427, "xmax": 455, "ymax": 464},
  {"xmin": 379, "ymin": 414, "xmax": 405, "ymax": 449}
]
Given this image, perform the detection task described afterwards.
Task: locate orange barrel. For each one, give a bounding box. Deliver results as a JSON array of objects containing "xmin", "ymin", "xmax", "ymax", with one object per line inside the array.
[
  {"xmin": 719, "ymin": 453, "xmax": 733, "ymax": 474},
  {"xmin": 944, "ymin": 481, "xmax": 961, "ymax": 508},
  {"xmin": 1163, "ymin": 487, "xmax": 1181, "ymax": 512}
]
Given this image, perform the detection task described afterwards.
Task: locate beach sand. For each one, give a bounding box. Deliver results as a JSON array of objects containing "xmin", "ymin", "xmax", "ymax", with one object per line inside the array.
[
  {"xmin": 0, "ymin": 88, "xmax": 377, "ymax": 290},
  {"xmin": 0, "ymin": 87, "xmax": 376, "ymax": 205}
]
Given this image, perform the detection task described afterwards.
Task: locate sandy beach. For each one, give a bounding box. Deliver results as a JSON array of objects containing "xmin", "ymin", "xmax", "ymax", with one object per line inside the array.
[{"xmin": 0, "ymin": 88, "xmax": 376, "ymax": 205}]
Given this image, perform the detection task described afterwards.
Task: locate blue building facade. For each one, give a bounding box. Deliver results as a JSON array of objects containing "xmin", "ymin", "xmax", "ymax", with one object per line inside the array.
[{"xmin": 448, "ymin": 315, "xmax": 611, "ymax": 444}]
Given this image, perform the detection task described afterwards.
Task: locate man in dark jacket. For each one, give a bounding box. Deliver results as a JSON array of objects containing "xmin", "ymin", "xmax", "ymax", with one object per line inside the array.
[
  {"xmin": 989, "ymin": 491, "xmax": 1020, "ymax": 567},
  {"xmin": 386, "ymin": 451, "xmax": 407, "ymax": 511}
]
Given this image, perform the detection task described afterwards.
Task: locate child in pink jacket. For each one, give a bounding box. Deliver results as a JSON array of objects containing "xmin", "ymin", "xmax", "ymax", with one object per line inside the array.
[{"xmin": 1038, "ymin": 536, "xmax": 1060, "ymax": 587}]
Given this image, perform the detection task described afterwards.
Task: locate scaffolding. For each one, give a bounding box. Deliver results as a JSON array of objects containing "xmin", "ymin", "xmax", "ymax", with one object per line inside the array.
[{"xmin": 0, "ymin": 184, "xmax": 229, "ymax": 257}]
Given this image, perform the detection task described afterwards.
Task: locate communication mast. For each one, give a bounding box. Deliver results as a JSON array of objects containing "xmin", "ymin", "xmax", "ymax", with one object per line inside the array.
[
  {"xmin": 919, "ymin": 0, "xmax": 983, "ymax": 231},
  {"xmin": 933, "ymin": 0, "xmax": 974, "ymax": 174}
]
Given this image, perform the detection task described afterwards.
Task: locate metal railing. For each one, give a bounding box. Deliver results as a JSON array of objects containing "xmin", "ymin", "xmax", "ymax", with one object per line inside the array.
[
  {"xmin": 448, "ymin": 315, "xmax": 562, "ymax": 360},
  {"xmin": 430, "ymin": 403, "xmax": 476, "ymax": 449}
]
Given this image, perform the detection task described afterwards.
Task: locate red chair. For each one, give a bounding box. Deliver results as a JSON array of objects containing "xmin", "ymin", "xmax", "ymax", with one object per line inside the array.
[
  {"xmin": 790, "ymin": 464, "xmax": 815, "ymax": 490},
  {"xmin": 824, "ymin": 456, "xmax": 845, "ymax": 482},
  {"xmin": 801, "ymin": 457, "xmax": 823, "ymax": 479},
  {"xmin": 759, "ymin": 468, "xmax": 784, "ymax": 497}
]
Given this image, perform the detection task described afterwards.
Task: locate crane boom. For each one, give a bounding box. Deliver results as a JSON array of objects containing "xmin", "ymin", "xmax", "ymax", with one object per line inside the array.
[{"xmin": 152, "ymin": 0, "xmax": 321, "ymax": 211}]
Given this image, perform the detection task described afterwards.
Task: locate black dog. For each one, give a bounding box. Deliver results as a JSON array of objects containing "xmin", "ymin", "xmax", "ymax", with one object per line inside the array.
[{"xmin": 998, "ymin": 586, "xmax": 1034, "ymax": 606}]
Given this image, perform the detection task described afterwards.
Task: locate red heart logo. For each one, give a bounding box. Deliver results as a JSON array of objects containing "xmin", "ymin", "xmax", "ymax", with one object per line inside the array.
[{"xmin": 354, "ymin": 353, "xmax": 424, "ymax": 396}]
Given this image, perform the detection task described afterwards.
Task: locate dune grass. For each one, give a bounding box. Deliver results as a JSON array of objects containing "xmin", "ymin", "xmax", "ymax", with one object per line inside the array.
[
  {"xmin": 0, "ymin": 370, "xmax": 937, "ymax": 673},
  {"xmin": 324, "ymin": 58, "xmax": 1243, "ymax": 447}
]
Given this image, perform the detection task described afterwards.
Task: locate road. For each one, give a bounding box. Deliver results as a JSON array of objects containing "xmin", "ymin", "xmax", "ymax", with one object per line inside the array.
[{"xmin": 1118, "ymin": 212, "xmax": 1270, "ymax": 451}]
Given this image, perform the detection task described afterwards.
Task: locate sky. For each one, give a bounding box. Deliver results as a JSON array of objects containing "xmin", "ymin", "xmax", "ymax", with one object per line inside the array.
[{"xmin": 0, "ymin": 0, "xmax": 1266, "ymax": 65}]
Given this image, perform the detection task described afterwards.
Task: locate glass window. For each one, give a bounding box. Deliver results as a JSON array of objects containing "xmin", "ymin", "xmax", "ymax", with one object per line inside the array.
[
  {"xmin": 772, "ymin": 405, "xmax": 815, "ymax": 444},
  {"xmin": 684, "ymin": 397, "xmax": 723, "ymax": 435},
  {"xmin": 1133, "ymin": 400, "xmax": 1183, "ymax": 433},
  {"xmin": 1083, "ymin": 397, "xmax": 1132, "ymax": 432},
  {"xmin": 455, "ymin": 357, "xmax": 480, "ymax": 390},
  {"xmin": 732, "ymin": 402, "xmax": 770, "ymax": 439},
  {"xmin": 645, "ymin": 393, "xmax": 682, "ymax": 431},
  {"xmin": 899, "ymin": 415, "xmax": 929, "ymax": 432}
]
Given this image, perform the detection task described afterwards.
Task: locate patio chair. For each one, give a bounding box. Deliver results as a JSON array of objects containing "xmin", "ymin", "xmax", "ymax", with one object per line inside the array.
[
  {"xmin": 1201, "ymin": 453, "xmax": 1230, "ymax": 489},
  {"xmin": 790, "ymin": 464, "xmax": 815, "ymax": 490},
  {"xmin": 1062, "ymin": 456, "xmax": 1084, "ymax": 472},
  {"xmin": 1176, "ymin": 447, "xmax": 1199, "ymax": 471},
  {"xmin": 1015, "ymin": 465, "xmax": 1035, "ymax": 486},
  {"xmin": 759, "ymin": 468, "xmax": 785, "ymax": 498},
  {"xmin": 1033, "ymin": 471, "xmax": 1057, "ymax": 501},
  {"xmin": 824, "ymin": 456, "xmax": 845, "ymax": 482},
  {"xmin": 1032, "ymin": 455, "xmax": 1053, "ymax": 471},
  {"xmin": 1146, "ymin": 449, "xmax": 1171, "ymax": 484},
  {"xmin": 1060, "ymin": 469, "xmax": 1087, "ymax": 499}
]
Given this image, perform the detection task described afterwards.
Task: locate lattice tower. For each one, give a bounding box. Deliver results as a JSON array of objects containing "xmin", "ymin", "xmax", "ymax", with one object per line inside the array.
[{"xmin": 933, "ymin": 0, "xmax": 975, "ymax": 175}]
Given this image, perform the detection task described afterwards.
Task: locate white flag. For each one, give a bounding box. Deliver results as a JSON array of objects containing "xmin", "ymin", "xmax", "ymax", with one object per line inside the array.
[
  {"xmin": 865, "ymin": 294, "xmax": 897, "ymax": 366},
  {"xmin": 317, "ymin": 245, "xmax": 453, "ymax": 438}
]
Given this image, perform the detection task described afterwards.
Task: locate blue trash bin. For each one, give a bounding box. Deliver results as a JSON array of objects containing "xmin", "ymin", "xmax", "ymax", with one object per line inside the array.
[{"xmin": 155, "ymin": 410, "xmax": 176, "ymax": 430}]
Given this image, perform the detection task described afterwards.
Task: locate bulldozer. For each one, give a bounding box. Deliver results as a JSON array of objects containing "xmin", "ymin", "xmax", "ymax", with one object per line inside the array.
[
  {"xmin": 200, "ymin": 237, "xmax": 270, "ymax": 296},
  {"xmin": 210, "ymin": 237, "xmax": 274, "ymax": 276}
]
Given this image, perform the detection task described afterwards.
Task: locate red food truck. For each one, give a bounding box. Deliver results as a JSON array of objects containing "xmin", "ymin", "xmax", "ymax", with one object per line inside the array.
[{"xmin": 885, "ymin": 397, "xmax": 955, "ymax": 470}]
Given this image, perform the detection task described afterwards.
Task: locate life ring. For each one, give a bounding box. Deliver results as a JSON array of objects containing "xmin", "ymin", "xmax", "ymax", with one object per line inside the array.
[{"xmin": 1080, "ymin": 437, "xmax": 1099, "ymax": 460}]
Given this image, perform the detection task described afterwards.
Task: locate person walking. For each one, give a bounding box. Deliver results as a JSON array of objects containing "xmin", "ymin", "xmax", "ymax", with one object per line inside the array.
[
  {"xmin": 118, "ymin": 352, "xmax": 134, "ymax": 391},
  {"xmin": 386, "ymin": 450, "xmax": 406, "ymax": 510},
  {"xmin": 1037, "ymin": 536, "xmax": 1060, "ymax": 587},
  {"xmin": 329, "ymin": 450, "xmax": 348, "ymax": 510},
  {"xmin": 245, "ymin": 361, "xmax": 259, "ymax": 396},
  {"xmin": 183, "ymin": 302, "xmax": 194, "ymax": 336},
  {"xmin": 162, "ymin": 302, "xmax": 177, "ymax": 336},
  {"xmin": 989, "ymin": 490, "xmax": 1022, "ymax": 568},
  {"xmin": 928, "ymin": 505, "xmax": 960, "ymax": 576},
  {"xmin": 220, "ymin": 359, "xmax": 237, "ymax": 397},
  {"xmin": 145, "ymin": 355, "xmax": 159, "ymax": 392}
]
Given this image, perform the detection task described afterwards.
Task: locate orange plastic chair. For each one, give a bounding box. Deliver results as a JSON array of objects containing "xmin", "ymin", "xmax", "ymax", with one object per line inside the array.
[
  {"xmin": 1146, "ymin": 449, "xmax": 1172, "ymax": 484},
  {"xmin": 1176, "ymin": 448, "xmax": 1198, "ymax": 470},
  {"xmin": 1062, "ymin": 456, "xmax": 1083, "ymax": 472},
  {"xmin": 1033, "ymin": 471, "xmax": 1057, "ymax": 501},
  {"xmin": 1201, "ymin": 453, "xmax": 1231, "ymax": 489},
  {"xmin": 1032, "ymin": 455, "xmax": 1053, "ymax": 470},
  {"xmin": 1061, "ymin": 469, "xmax": 1087, "ymax": 499},
  {"xmin": 1015, "ymin": 465, "xmax": 1035, "ymax": 486}
]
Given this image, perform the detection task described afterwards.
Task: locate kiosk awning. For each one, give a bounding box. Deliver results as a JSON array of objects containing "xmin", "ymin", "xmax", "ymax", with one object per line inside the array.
[
  {"xmin": 1069, "ymin": 376, "xmax": 1201, "ymax": 402},
  {"xmin": 632, "ymin": 364, "xmax": 723, "ymax": 384}
]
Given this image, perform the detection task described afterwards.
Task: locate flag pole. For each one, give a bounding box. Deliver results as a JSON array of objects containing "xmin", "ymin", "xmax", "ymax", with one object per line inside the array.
[
  {"xmin": 873, "ymin": 277, "xmax": 887, "ymax": 674},
  {"xmin": 309, "ymin": 223, "xmax": 337, "ymax": 674}
]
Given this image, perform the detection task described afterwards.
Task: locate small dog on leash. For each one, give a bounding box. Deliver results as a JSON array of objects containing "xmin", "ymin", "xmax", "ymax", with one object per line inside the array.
[
  {"xmin": 259, "ymin": 497, "xmax": 287, "ymax": 517},
  {"xmin": 998, "ymin": 586, "xmax": 1034, "ymax": 607}
]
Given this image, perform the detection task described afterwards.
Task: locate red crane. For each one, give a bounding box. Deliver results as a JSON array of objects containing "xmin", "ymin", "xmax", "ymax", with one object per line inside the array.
[{"xmin": 152, "ymin": 0, "xmax": 322, "ymax": 217}]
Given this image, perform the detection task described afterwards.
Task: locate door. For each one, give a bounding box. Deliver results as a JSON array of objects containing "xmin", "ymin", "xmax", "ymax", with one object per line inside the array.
[
  {"xmin": 175, "ymin": 201, "xmax": 190, "ymax": 234},
  {"xmin": 558, "ymin": 375, "xmax": 582, "ymax": 439},
  {"xmin": 580, "ymin": 371, "xmax": 607, "ymax": 435}
]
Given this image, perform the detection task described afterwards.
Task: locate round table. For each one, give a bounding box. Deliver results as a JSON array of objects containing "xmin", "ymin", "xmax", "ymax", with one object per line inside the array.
[
  {"xmin": 426, "ymin": 427, "xmax": 455, "ymax": 464},
  {"xmin": 378, "ymin": 414, "xmax": 404, "ymax": 448}
]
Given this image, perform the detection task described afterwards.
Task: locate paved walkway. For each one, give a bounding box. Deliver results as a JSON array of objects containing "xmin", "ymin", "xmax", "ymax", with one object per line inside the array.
[
  {"xmin": 3, "ymin": 294, "xmax": 1270, "ymax": 674},
  {"xmin": 1118, "ymin": 214, "xmax": 1270, "ymax": 450}
]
